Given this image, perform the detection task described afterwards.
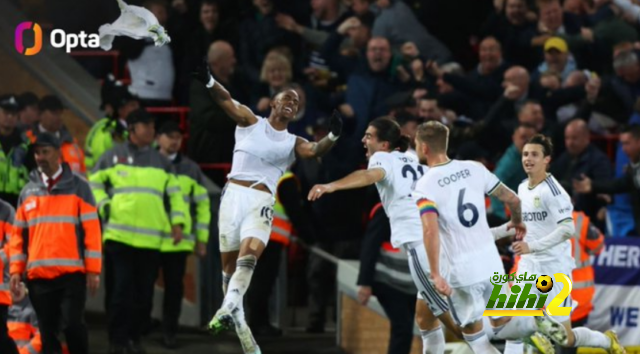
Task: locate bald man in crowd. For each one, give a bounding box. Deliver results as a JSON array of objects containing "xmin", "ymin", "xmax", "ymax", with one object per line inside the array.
[
  {"xmin": 188, "ymin": 40, "xmax": 249, "ymax": 186},
  {"xmin": 551, "ymin": 119, "xmax": 613, "ymax": 222}
]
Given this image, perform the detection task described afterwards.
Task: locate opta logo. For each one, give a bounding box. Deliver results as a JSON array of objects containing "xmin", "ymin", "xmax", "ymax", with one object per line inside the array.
[
  {"xmin": 15, "ymin": 22, "xmax": 100, "ymax": 55},
  {"xmin": 15, "ymin": 22, "xmax": 42, "ymax": 56}
]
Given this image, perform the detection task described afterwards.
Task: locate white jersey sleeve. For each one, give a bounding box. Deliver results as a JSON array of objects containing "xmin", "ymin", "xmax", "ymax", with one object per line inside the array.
[
  {"xmin": 544, "ymin": 184, "xmax": 574, "ymax": 225},
  {"xmin": 480, "ymin": 162, "xmax": 503, "ymax": 195},
  {"xmin": 368, "ymin": 152, "xmax": 393, "ymax": 180}
]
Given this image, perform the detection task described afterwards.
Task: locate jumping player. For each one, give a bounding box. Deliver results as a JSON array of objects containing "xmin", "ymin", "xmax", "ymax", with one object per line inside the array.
[
  {"xmin": 413, "ymin": 121, "xmax": 561, "ymax": 354},
  {"xmin": 492, "ymin": 134, "xmax": 625, "ymax": 354},
  {"xmin": 192, "ymin": 62, "xmax": 342, "ymax": 354},
  {"xmin": 308, "ymin": 117, "xmax": 463, "ymax": 354}
]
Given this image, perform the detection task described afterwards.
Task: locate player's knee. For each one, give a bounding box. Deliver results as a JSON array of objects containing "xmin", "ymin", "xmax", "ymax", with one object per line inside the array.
[{"xmin": 236, "ymin": 254, "xmax": 257, "ymax": 270}]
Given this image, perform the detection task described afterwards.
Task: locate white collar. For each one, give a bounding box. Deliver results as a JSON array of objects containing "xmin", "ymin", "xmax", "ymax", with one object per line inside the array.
[
  {"xmin": 168, "ymin": 153, "xmax": 178, "ymax": 161},
  {"xmin": 38, "ymin": 124, "xmax": 60, "ymax": 138},
  {"xmin": 40, "ymin": 165, "xmax": 63, "ymax": 185}
]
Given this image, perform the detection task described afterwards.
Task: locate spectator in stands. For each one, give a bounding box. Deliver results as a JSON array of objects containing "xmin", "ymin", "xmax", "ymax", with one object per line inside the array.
[
  {"xmin": 188, "ymin": 40, "xmax": 247, "ymax": 186},
  {"xmin": 0, "ymin": 95, "xmax": 28, "ymax": 208},
  {"xmin": 182, "ymin": 0, "xmax": 237, "ymax": 72},
  {"xmin": 341, "ymin": 37, "xmax": 407, "ymax": 143},
  {"xmin": 85, "ymin": 83, "xmax": 140, "ymax": 171},
  {"xmin": 552, "ymin": 119, "xmax": 613, "ymax": 219},
  {"xmin": 491, "ymin": 123, "xmax": 537, "ymax": 215},
  {"xmin": 396, "ymin": 114, "xmax": 419, "ymax": 158},
  {"xmin": 371, "ymin": 0, "xmax": 452, "ymax": 64},
  {"xmin": 239, "ymin": 0, "xmax": 296, "ymax": 85},
  {"xmin": 119, "ymin": 0, "xmax": 175, "ymax": 109},
  {"xmin": 426, "ymin": 37, "xmax": 509, "ymax": 115},
  {"xmin": 418, "ymin": 98, "xmax": 449, "ymax": 124},
  {"xmin": 479, "ymin": 0, "xmax": 536, "ymax": 67},
  {"xmin": 598, "ymin": 50, "xmax": 640, "ymax": 123},
  {"xmin": 252, "ymin": 53, "xmax": 294, "ymax": 115},
  {"xmin": 534, "ymin": 37, "xmax": 578, "ymax": 83},
  {"xmin": 318, "ymin": 12, "xmax": 375, "ymax": 82},
  {"xmin": 24, "ymin": 96, "xmax": 86, "ymax": 174},
  {"xmin": 520, "ymin": 0, "xmax": 585, "ymax": 69},
  {"xmin": 573, "ymin": 124, "xmax": 640, "ymax": 236},
  {"xmin": 275, "ymin": 0, "xmax": 349, "ymax": 47},
  {"xmin": 351, "ymin": 0, "xmax": 372, "ymax": 15},
  {"xmin": 16, "ymin": 92, "xmax": 39, "ymax": 129}
]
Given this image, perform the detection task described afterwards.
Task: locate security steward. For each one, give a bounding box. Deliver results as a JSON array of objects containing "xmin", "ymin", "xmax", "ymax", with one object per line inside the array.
[
  {"xmin": 85, "ymin": 81, "xmax": 140, "ymax": 171},
  {"xmin": 9, "ymin": 132, "xmax": 102, "ymax": 354},
  {"xmin": 23, "ymin": 96, "xmax": 86, "ymax": 174},
  {"xmin": 0, "ymin": 95, "xmax": 29, "ymax": 207},
  {"xmin": 559, "ymin": 210, "xmax": 605, "ymax": 354},
  {"xmin": 156, "ymin": 121, "xmax": 210, "ymax": 349},
  {"xmin": 0, "ymin": 198, "xmax": 18, "ymax": 354},
  {"xmin": 89, "ymin": 109, "xmax": 188, "ymax": 354}
]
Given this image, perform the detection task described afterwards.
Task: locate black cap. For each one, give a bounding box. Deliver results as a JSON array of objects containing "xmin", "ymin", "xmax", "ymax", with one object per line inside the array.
[
  {"xmin": 126, "ymin": 108, "xmax": 155, "ymax": 125},
  {"xmin": 33, "ymin": 132, "xmax": 61, "ymax": 149},
  {"xmin": 38, "ymin": 95, "xmax": 64, "ymax": 112},
  {"xmin": 17, "ymin": 92, "xmax": 39, "ymax": 109},
  {"xmin": 158, "ymin": 120, "xmax": 182, "ymax": 135},
  {"xmin": 0, "ymin": 94, "xmax": 21, "ymax": 112}
]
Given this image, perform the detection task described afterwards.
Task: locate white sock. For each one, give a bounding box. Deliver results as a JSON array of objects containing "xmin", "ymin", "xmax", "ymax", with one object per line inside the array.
[
  {"xmin": 420, "ymin": 326, "xmax": 445, "ymax": 354},
  {"xmin": 572, "ymin": 328, "xmax": 611, "ymax": 348},
  {"xmin": 222, "ymin": 272, "xmax": 232, "ymax": 295},
  {"xmin": 483, "ymin": 317, "xmax": 495, "ymax": 339},
  {"xmin": 493, "ymin": 317, "xmax": 537, "ymax": 340},
  {"xmin": 221, "ymin": 255, "xmax": 256, "ymax": 312},
  {"xmin": 505, "ymin": 340, "xmax": 524, "ymax": 354},
  {"xmin": 463, "ymin": 331, "xmax": 501, "ymax": 354},
  {"xmin": 232, "ymin": 302, "xmax": 259, "ymax": 354}
]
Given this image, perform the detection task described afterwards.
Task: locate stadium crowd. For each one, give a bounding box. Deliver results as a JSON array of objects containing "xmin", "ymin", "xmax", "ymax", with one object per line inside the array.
[{"xmin": 3, "ymin": 0, "xmax": 640, "ymax": 353}]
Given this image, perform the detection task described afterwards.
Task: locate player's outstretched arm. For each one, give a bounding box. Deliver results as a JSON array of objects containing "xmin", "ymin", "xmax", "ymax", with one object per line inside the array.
[
  {"xmin": 296, "ymin": 110, "xmax": 343, "ymax": 160},
  {"xmin": 307, "ymin": 168, "xmax": 385, "ymax": 201},
  {"xmin": 490, "ymin": 183, "xmax": 526, "ymax": 239},
  {"xmin": 521, "ymin": 220, "xmax": 575, "ymax": 255},
  {"xmin": 192, "ymin": 60, "xmax": 257, "ymax": 127}
]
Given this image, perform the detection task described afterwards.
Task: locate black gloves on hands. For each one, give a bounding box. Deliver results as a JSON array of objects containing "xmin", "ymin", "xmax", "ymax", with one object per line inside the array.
[
  {"xmin": 191, "ymin": 57, "xmax": 213, "ymax": 86},
  {"xmin": 329, "ymin": 109, "xmax": 343, "ymax": 138}
]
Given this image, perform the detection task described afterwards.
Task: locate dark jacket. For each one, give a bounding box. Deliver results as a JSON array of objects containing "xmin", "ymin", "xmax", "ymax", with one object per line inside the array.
[
  {"xmin": 551, "ymin": 144, "xmax": 613, "ymax": 221},
  {"xmin": 592, "ymin": 161, "xmax": 640, "ymax": 236}
]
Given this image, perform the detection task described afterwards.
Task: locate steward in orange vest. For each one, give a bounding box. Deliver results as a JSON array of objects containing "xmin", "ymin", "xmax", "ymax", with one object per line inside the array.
[
  {"xmin": 8, "ymin": 296, "xmax": 71, "ymax": 354},
  {"xmin": 23, "ymin": 95, "xmax": 86, "ymax": 174},
  {"xmin": 570, "ymin": 211, "xmax": 604, "ymax": 322},
  {"xmin": 8, "ymin": 133, "xmax": 101, "ymax": 354},
  {"xmin": 0, "ymin": 199, "xmax": 19, "ymax": 354}
]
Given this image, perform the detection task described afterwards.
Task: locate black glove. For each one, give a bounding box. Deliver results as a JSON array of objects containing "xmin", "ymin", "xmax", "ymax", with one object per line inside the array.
[
  {"xmin": 329, "ymin": 109, "xmax": 343, "ymax": 137},
  {"xmin": 191, "ymin": 57, "xmax": 213, "ymax": 86}
]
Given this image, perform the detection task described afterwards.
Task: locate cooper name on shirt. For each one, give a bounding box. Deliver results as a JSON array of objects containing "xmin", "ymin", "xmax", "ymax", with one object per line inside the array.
[{"xmin": 437, "ymin": 169, "xmax": 471, "ymax": 187}]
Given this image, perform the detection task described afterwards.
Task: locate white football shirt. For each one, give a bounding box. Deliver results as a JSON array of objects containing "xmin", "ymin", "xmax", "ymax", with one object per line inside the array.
[
  {"xmin": 518, "ymin": 174, "xmax": 574, "ymax": 268},
  {"xmin": 413, "ymin": 160, "xmax": 504, "ymax": 288},
  {"xmin": 368, "ymin": 151, "xmax": 426, "ymax": 248}
]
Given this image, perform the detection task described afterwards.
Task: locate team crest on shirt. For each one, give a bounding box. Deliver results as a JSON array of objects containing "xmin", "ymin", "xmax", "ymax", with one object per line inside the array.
[{"xmin": 534, "ymin": 196, "xmax": 541, "ymax": 208}]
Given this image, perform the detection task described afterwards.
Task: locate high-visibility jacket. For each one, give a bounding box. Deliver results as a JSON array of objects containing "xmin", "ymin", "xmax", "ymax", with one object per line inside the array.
[
  {"xmin": 160, "ymin": 154, "xmax": 210, "ymax": 252},
  {"xmin": 0, "ymin": 132, "xmax": 29, "ymax": 200},
  {"xmin": 8, "ymin": 297, "xmax": 70, "ymax": 354},
  {"xmin": 24, "ymin": 125, "xmax": 86, "ymax": 174},
  {"xmin": 270, "ymin": 171, "xmax": 297, "ymax": 246},
  {"xmin": 570, "ymin": 211, "xmax": 604, "ymax": 322},
  {"xmin": 10, "ymin": 164, "xmax": 102, "ymax": 280},
  {"xmin": 89, "ymin": 142, "xmax": 189, "ymax": 250},
  {"xmin": 84, "ymin": 117, "xmax": 127, "ymax": 171},
  {"xmin": 0, "ymin": 200, "xmax": 15, "ymax": 305}
]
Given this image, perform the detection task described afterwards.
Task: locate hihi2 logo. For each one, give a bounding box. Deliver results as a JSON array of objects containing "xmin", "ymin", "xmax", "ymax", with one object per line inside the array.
[
  {"xmin": 15, "ymin": 21, "xmax": 100, "ymax": 56},
  {"xmin": 483, "ymin": 272, "xmax": 573, "ymax": 317}
]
